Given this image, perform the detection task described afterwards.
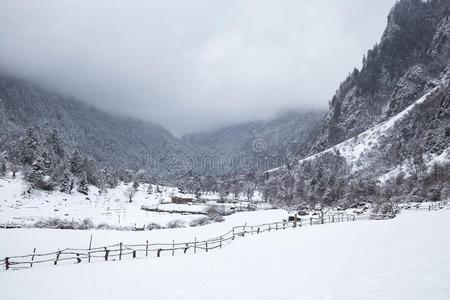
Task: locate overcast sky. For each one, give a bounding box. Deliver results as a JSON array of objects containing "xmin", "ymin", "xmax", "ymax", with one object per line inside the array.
[{"xmin": 0, "ymin": 0, "xmax": 396, "ymax": 135}]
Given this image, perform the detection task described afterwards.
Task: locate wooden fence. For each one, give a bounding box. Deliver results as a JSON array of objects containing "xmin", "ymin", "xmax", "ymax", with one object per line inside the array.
[{"xmin": 1, "ymin": 200, "xmax": 447, "ymax": 271}]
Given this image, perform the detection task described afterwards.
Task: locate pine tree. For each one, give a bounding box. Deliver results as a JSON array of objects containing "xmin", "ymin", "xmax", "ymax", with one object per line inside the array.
[
  {"xmin": 132, "ymin": 181, "xmax": 139, "ymax": 191},
  {"xmin": 23, "ymin": 128, "xmax": 39, "ymax": 164},
  {"xmin": 194, "ymin": 186, "xmax": 202, "ymax": 200},
  {"xmin": 104, "ymin": 168, "xmax": 119, "ymax": 188},
  {"xmin": 147, "ymin": 184, "xmax": 153, "ymax": 194},
  {"xmin": 0, "ymin": 157, "xmax": 7, "ymax": 177},
  {"xmin": 77, "ymin": 172, "xmax": 89, "ymax": 195},
  {"xmin": 70, "ymin": 150, "xmax": 83, "ymax": 176},
  {"xmin": 47, "ymin": 129, "xmax": 65, "ymax": 158},
  {"xmin": 83, "ymin": 157, "xmax": 98, "ymax": 186},
  {"xmin": 59, "ymin": 171, "xmax": 72, "ymax": 194},
  {"xmin": 27, "ymin": 155, "xmax": 49, "ymax": 190}
]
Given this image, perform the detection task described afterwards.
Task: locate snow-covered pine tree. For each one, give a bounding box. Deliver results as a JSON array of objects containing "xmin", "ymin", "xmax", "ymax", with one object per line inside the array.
[
  {"xmin": 194, "ymin": 186, "xmax": 202, "ymax": 200},
  {"xmin": 59, "ymin": 171, "xmax": 73, "ymax": 194},
  {"xmin": 46, "ymin": 129, "xmax": 65, "ymax": 158},
  {"xmin": 132, "ymin": 181, "xmax": 139, "ymax": 191},
  {"xmin": 70, "ymin": 150, "xmax": 83, "ymax": 176},
  {"xmin": 0, "ymin": 157, "xmax": 7, "ymax": 177},
  {"xmin": 147, "ymin": 184, "xmax": 153, "ymax": 194},
  {"xmin": 83, "ymin": 157, "xmax": 99, "ymax": 186},
  {"xmin": 27, "ymin": 154, "xmax": 53, "ymax": 190},
  {"xmin": 77, "ymin": 171, "xmax": 89, "ymax": 195}
]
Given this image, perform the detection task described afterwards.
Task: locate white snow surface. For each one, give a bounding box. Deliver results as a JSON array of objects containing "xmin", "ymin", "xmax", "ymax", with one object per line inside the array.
[
  {"xmin": 0, "ymin": 208, "xmax": 290, "ymax": 258},
  {"xmin": 1, "ymin": 209, "xmax": 450, "ymax": 299},
  {"xmin": 0, "ymin": 175, "xmax": 264, "ymax": 229}
]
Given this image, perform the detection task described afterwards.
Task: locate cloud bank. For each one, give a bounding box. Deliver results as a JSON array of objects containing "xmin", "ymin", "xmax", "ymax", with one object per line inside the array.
[{"xmin": 0, "ymin": 0, "xmax": 396, "ymax": 135}]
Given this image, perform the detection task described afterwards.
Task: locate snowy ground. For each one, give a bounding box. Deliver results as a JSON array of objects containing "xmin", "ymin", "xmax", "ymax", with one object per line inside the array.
[
  {"xmin": 0, "ymin": 209, "xmax": 290, "ymax": 258},
  {"xmin": 0, "ymin": 175, "xmax": 266, "ymax": 229},
  {"xmin": 1, "ymin": 208, "xmax": 449, "ymax": 299}
]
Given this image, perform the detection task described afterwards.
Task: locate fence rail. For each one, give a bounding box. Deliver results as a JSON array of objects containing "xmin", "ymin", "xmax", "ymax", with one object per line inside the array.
[{"xmin": 1, "ymin": 200, "xmax": 447, "ymax": 271}]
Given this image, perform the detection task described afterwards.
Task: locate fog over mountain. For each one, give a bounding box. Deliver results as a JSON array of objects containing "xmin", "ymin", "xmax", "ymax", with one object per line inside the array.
[{"xmin": 0, "ymin": 0, "xmax": 396, "ymax": 135}]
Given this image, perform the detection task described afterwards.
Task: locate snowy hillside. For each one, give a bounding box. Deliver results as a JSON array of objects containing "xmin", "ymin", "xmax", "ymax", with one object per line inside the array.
[
  {"xmin": 270, "ymin": 70, "xmax": 449, "ymax": 181},
  {"xmin": 1, "ymin": 208, "xmax": 449, "ymax": 299}
]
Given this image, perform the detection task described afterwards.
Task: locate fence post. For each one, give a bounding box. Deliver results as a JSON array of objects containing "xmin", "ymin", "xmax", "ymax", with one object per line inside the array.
[
  {"xmin": 184, "ymin": 243, "xmax": 189, "ymax": 254},
  {"xmin": 76, "ymin": 253, "xmax": 81, "ymax": 263},
  {"xmin": 276, "ymin": 223, "xmax": 278, "ymax": 230},
  {"xmin": 194, "ymin": 237, "xmax": 197, "ymax": 254},
  {"xmin": 172, "ymin": 240, "xmax": 175, "ymax": 257},
  {"xmin": 294, "ymin": 214, "xmax": 298, "ymax": 228},
  {"xmin": 133, "ymin": 250, "xmax": 136, "ymax": 259},
  {"xmin": 119, "ymin": 242, "xmax": 123, "ymax": 260},
  {"xmin": 30, "ymin": 247, "xmax": 36, "ymax": 268},
  {"xmin": 268, "ymin": 224, "xmax": 271, "ymax": 231},
  {"xmin": 54, "ymin": 251, "xmax": 61, "ymax": 265},
  {"xmin": 310, "ymin": 217, "xmax": 312, "ymax": 225},
  {"xmin": 206, "ymin": 241, "xmax": 208, "ymax": 253},
  {"xmin": 146, "ymin": 240, "xmax": 149, "ymax": 257},
  {"xmin": 5, "ymin": 257, "xmax": 9, "ymax": 270},
  {"xmin": 157, "ymin": 249, "xmax": 161, "ymax": 257},
  {"xmin": 332, "ymin": 215, "xmax": 334, "ymax": 223},
  {"xmin": 220, "ymin": 236, "xmax": 223, "ymax": 248},
  {"xmin": 251, "ymin": 226, "xmax": 253, "ymax": 235},
  {"xmin": 104, "ymin": 247, "xmax": 109, "ymax": 261},
  {"xmin": 88, "ymin": 234, "xmax": 93, "ymax": 263},
  {"xmin": 257, "ymin": 227, "xmax": 260, "ymax": 234},
  {"xmin": 321, "ymin": 212, "xmax": 324, "ymax": 224}
]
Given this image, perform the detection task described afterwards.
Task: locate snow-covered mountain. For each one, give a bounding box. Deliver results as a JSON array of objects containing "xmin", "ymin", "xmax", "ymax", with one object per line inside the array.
[
  {"xmin": 181, "ymin": 110, "xmax": 325, "ymax": 172},
  {"xmin": 0, "ymin": 73, "xmax": 183, "ymax": 176},
  {"xmin": 261, "ymin": 0, "xmax": 450, "ymax": 208},
  {"xmin": 310, "ymin": 0, "xmax": 450, "ymax": 153},
  {"xmin": 0, "ymin": 73, "xmax": 322, "ymax": 178}
]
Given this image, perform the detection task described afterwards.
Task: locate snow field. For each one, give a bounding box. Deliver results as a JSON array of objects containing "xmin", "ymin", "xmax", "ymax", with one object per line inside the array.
[
  {"xmin": 1, "ymin": 209, "xmax": 449, "ymax": 299},
  {"xmin": 0, "ymin": 175, "xmax": 265, "ymax": 229},
  {"xmin": 0, "ymin": 209, "xmax": 290, "ymax": 258}
]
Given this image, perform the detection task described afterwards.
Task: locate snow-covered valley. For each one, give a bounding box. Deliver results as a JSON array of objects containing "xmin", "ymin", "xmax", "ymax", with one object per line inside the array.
[{"xmin": 1, "ymin": 0, "xmax": 450, "ymax": 298}]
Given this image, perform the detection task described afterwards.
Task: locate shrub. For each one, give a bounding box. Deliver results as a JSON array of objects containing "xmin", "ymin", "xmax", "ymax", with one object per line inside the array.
[
  {"xmin": 371, "ymin": 200, "xmax": 398, "ymax": 219},
  {"xmin": 79, "ymin": 218, "xmax": 94, "ymax": 230},
  {"xmin": 146, "ymin": 222, "xmax": 162, "ymax": 230},
  {"xmin": 205, "ymin": 205, "xmax": 224, "ymax": 215},
  {"xmin": 205, "ymin": 205, "xmax": 226, "ymax": 222},
  {"xmin": 189, "ymin": 217, "xmax": 210, "ymax": 227},
  {"xmin": 166, "ymin": 219, "xmax": 186, "ymax": 228},
  {"xmin": 96, "ymin": 223, "xmax": 115, "ymax": 230},
  {"xmin": 34, "ymin": 217, "xmax": 94, "ymax": 230}
]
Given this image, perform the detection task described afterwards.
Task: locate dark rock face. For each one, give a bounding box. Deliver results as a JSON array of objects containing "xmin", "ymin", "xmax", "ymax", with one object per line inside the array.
[{"xmin": 310, "ymin": 0, "xmax": 450, "ymax": 153}]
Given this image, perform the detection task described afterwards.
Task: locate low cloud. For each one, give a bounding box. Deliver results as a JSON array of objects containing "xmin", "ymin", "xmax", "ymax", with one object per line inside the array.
[{"xmin": 0, "ymin": 0, "xmax": 396, "ymax": 135}]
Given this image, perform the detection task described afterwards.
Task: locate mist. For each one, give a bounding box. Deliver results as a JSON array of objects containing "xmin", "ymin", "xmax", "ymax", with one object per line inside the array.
[{"xmin": 0, "ymin": 0, "xmax": 396, "ymax": 135}]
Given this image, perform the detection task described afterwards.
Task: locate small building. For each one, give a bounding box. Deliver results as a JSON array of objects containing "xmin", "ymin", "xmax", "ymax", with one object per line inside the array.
[{"xmin": 171, "ymin": 196, "xmax": 194, "ymax": 204}]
